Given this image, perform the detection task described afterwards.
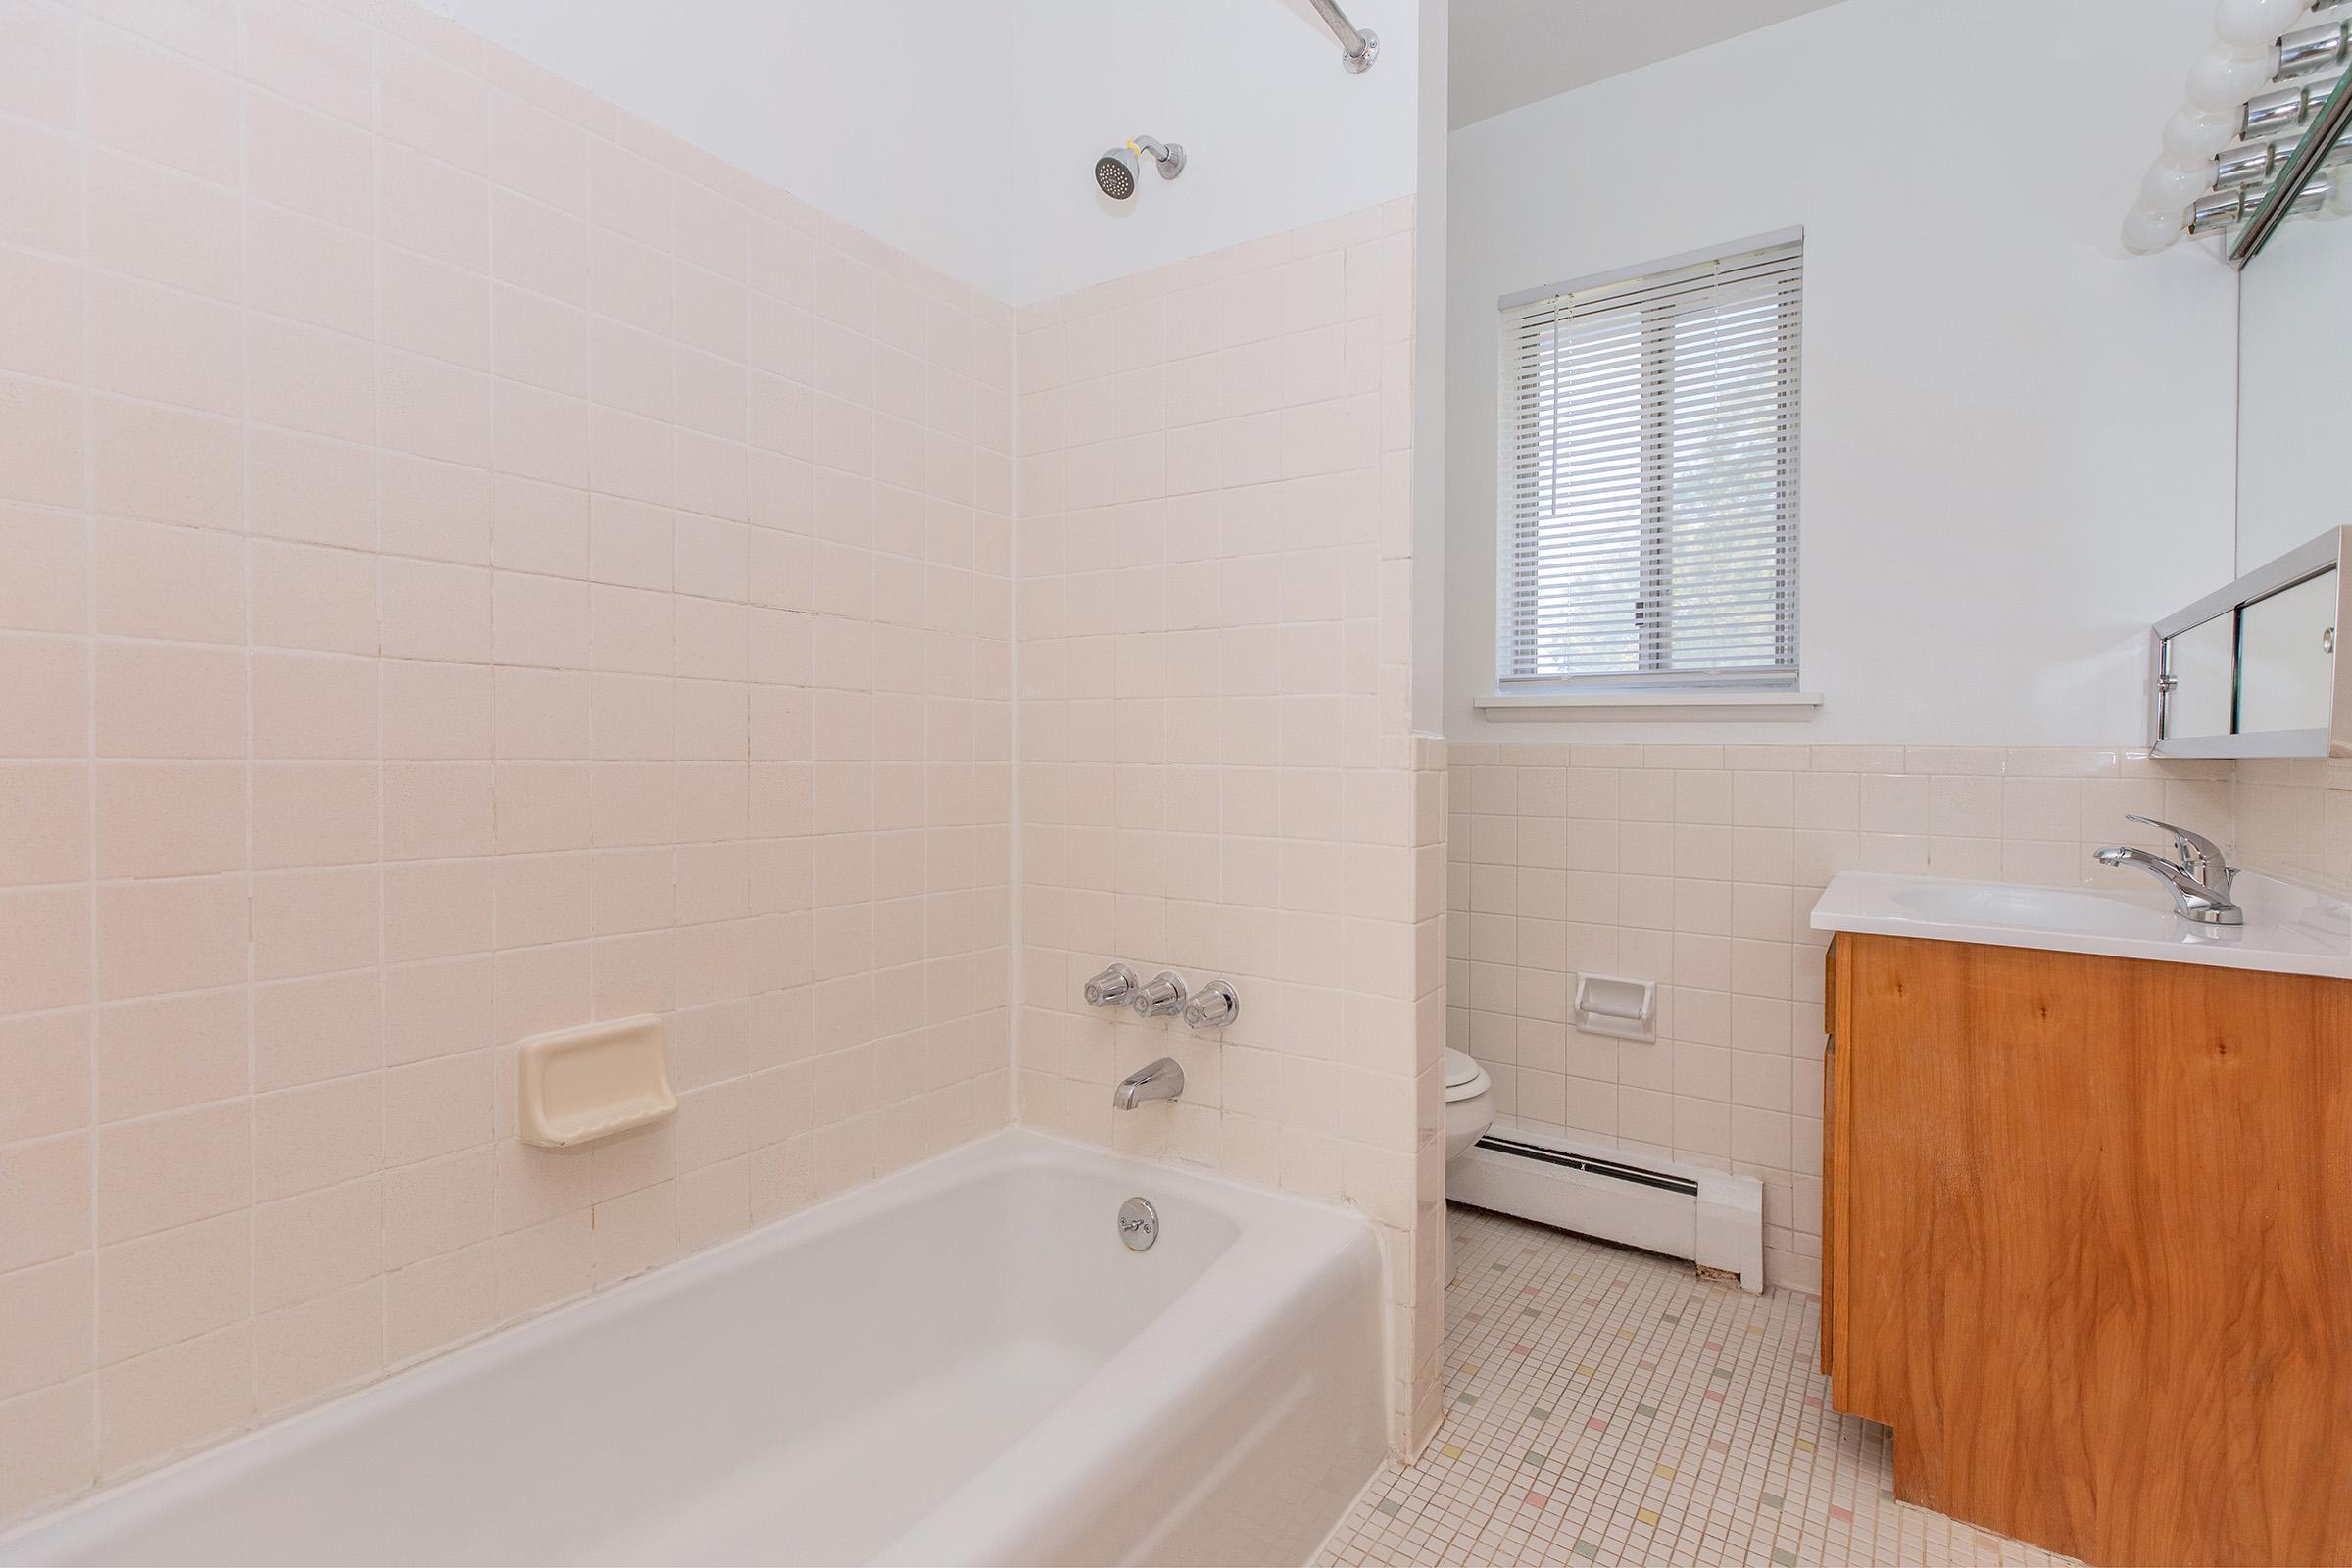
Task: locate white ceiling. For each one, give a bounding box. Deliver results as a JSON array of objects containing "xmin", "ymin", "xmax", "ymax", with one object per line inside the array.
[{"xmin": 1450, "ymin": 0, "xmax": 1858, "ymax": 128}]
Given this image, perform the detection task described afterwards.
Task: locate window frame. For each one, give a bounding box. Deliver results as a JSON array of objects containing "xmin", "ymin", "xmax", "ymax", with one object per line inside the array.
[{"xmin": 1493, "ymin": 229, "xmax": 1806, "ymax": 705}]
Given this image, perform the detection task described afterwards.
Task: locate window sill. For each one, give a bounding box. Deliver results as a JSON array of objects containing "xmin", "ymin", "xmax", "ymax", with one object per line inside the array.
[{"xmin": 1476, "ymin": 690, "xmax": 1824, "ymax": 721}]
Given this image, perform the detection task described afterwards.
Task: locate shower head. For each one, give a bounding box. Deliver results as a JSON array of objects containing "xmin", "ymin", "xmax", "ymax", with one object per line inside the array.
[
  {"xmin": 1094, "ymin": 148, "xmax": 1137, "ymax": 201},
  {"xmin": 1095, "ymin": 136, "xmax": 1185, "ymax": 201}
]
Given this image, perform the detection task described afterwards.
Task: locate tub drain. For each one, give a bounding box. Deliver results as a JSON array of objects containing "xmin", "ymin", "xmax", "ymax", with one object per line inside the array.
[{"xmin": 1118, "ymin": 1196, "xmax": 1158, "ymax": 1251}]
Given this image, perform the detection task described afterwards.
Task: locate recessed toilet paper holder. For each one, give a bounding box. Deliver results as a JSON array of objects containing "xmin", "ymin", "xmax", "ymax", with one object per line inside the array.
[{"xmin": 1574, "ymin": 973, "xmax": 1657, "ymax": 1043}]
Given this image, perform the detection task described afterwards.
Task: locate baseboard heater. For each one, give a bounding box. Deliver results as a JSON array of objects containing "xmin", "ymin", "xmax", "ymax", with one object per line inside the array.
[{"xmin": 1449, "ymin": 1121, "xmax": 1766, "ymax": 1294}]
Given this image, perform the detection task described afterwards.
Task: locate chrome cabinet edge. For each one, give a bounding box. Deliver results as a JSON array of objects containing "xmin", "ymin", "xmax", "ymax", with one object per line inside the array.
[
  {"xmin": 2149, "ymin": 525, "xmax": 2350, "ymax": 759},
  {"xmin": 2152, "ymin": 525, "xmax": 2343, "ymax": 640}
]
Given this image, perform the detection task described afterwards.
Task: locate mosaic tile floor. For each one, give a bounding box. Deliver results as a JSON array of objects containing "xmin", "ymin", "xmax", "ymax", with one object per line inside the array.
[{"xmin": 1317, "ymin": 1207, "xmax": 2075, "ymax": 1568}]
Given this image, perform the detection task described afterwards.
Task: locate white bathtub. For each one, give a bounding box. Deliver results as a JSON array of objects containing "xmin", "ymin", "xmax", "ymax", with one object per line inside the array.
[{"xmin": 1, "ymin": 1132, "xmax": 1387, "ymax": 1567}]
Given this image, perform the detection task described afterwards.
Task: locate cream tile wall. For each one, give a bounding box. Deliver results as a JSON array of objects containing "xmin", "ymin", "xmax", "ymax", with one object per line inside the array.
[
  {"xmin": 0, "ymin": 0, "xmax": 1015, "ymax": 1520},
  {"xmin": 1446, "ymin": 742, "xmax": 2234, "ymax": 1294},
  {"xmin": 1011, "ymin": 203, "xmax": 1449, "ymax": 1451},
  {"xmin": 2236, "ymin": 760, "xmax": 2352, "ymax": 895}
]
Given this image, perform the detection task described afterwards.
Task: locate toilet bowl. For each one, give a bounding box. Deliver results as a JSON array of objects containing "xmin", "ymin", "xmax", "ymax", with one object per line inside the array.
[
  {"xmin": 1443, "ymin": 1048, "xmax": 1494, "ymax": 1164},
  {"xmin": 1442, "ymin": 1049, "xmax": 1495, "ymax": 1288}
]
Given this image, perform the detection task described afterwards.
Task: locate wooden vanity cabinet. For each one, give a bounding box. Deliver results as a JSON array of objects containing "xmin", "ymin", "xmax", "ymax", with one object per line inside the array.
[{"xmin": 1821, "ymin": 932, "xmax": 2352, "ymax": 1568}]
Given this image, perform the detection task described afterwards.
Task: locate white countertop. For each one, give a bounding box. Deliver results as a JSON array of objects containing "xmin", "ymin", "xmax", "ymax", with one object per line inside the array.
[{"xmin": 1809, "ymin": 869, "xmax": 2352, "ymax": 981}]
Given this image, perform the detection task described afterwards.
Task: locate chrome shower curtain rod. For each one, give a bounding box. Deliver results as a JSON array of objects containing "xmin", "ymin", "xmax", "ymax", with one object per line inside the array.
[{"xmin": 1304, "ymin": 0, "xmax": 1379, "ymax": 73}]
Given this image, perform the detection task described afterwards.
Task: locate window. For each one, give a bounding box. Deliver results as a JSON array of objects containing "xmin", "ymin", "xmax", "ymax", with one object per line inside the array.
[{"xmin": 1498, "ymin": 233, "xmax": 1802, "ymax": 694}]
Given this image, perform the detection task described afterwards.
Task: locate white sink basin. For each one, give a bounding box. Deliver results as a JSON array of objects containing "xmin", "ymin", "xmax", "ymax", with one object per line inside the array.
[
  {"xmin": 1885, "ymin": 882, "xmax": 2180, "ymax": 942},
  {"xmin": 1812, "ymin": 869, "xmax": 2352, "ymax": 979}
]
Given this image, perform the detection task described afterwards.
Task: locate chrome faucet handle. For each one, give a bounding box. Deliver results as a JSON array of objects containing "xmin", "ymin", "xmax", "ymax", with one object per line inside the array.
[
  {"xmin": 1131, "ymin": 971, "xmax": 1188, "ymax": 1018},
  {"xmin": 1083, "ymin": 963, "xmax": 1138, "ymax": 1008},
  {"xmin": 1181, "ymin": 980, "xmax": 1239, "ymax": 1031},
  {"xmin": 2095, "ymin": 844, "xmax": 2244, "ymax": 924},
  {"xmin": 2124, "ymin": 816, "xmax": 2233, "ymax": 890}
]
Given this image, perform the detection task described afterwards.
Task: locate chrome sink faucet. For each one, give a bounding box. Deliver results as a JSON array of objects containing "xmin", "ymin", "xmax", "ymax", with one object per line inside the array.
[
  {"xmin": 1112, "ymin": 1057, "xmax": 1184, "ymax": 1110},
  {"xmin": 2094, "ymin": 816, "xmax": 2242, "ymax": 925}
]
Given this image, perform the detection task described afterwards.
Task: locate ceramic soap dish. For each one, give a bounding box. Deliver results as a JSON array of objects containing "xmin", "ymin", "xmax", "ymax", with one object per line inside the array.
[{"xmin": 516, "ymin": 1016, "xmax": 678, "ymax": 1148}]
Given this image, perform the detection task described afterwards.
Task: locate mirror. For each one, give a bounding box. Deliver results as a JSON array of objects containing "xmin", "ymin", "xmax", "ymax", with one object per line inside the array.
[
  {"xmin": 2239, "ymin": 214, "xmax": 2352, "ymax": 566},
  {"xmin": 2237, "ymin": 73, "xmax": 2352, "ymax": 570},
  {"xmin": 2152, "ymin": 528, "xmax": 2349, "ymax": 758},
  {"xmin": 2238, "ymin": 568, "xmax": 2338, "ymax": 732},
  {"xmin": 2186, "ymin": 64, "xmax": 2352, "ymax": 756},
  {"xmin": 2164, "ymin": 612, "xmax": 2238, "ymax": 741}
]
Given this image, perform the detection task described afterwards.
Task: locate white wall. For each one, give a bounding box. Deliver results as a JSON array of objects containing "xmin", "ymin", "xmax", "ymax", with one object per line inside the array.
[
  {"xmin": 1007, "ymin": 0, "xmax": 1422, "ymax": 303},
  {"xmin": 431, "ymin": 0, "xmax": 1425, "ymax": 306},
  {"xmin": 1444, "ymin": 0, "xmax": 2240, "ymax": 746},
  {"xmin": 426, "ymin": 0, "xmax": 1025, "ymax": 299}
]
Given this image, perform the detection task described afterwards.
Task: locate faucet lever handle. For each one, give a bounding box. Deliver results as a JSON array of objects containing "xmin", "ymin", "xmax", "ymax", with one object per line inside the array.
[
  {"xmin": 1181, "ymin": 979, "xmax": 1239, "ymax": 1032},
  {"xmin": 1083, "ymin": 963, "xmax": 1138, "ymax": 1008},
  {"xmin": 2123, "ymin": 815, "xmax": 2230, "ymax": 884},
  {"xmin": 1131, "ymin": 971, "xmax": 1189, "ymax": 1018}
]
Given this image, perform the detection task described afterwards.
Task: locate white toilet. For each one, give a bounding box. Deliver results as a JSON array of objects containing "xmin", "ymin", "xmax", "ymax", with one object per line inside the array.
[
  {"xmin": 1443, "ymin": 1049, "xmax": 1494, "ymax": 1164},
  {"xmin": 1442, "ymin": 1050, "xmax": 1494, "ymax": 1287}
]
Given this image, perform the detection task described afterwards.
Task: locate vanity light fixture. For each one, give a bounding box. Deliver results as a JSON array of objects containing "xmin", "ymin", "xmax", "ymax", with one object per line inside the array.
[{"xmin": 2124, "ymin": 0, "xmax": 2352, "ymax": 256}]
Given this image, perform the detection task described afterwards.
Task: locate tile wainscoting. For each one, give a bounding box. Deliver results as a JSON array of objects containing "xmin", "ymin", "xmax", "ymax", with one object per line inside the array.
[
  {"xmin": 1012, "ymin": 201, "xmax": 1448, "ymax": 1449},
  {"xmin": 0, "ymin": 0, "xmax": 1015, "ymax": 1523},
  {"xmin": 0, "ymin": 1, "xmax": 1459, "ymax": 1517},
  {"xmin": 2236, "ymin": 758, "xmax": 2352, "ymax": 896},
  {"xmin": 1446, "ymin": 742, "xmax": 2234, "ymax": 1294}
]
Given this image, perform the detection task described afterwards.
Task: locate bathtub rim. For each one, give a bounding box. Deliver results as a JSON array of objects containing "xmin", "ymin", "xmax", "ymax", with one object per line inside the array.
[
  {"xmin": 869, "ymin": 1155, "xmax": 1389, "ymax": 1566},
  {"xmin": 0, "ymin": 1127, "xmax": 1389, "ymax": 1563}
]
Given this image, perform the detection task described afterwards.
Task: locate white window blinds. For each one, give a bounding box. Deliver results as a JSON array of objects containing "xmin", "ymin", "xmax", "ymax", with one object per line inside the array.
[{"xmin": 1499, "ymin": 235, "xmax": 1803, "ymax": 690}]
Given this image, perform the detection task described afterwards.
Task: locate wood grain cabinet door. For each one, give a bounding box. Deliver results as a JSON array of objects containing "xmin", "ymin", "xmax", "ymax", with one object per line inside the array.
[{"xmin": 1831, "ymin": 933, "xmax": 2352, "ymax": 1568}]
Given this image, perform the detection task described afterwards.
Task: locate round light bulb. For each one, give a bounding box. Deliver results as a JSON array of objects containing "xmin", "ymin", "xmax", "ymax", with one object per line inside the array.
[
  {"xmin": 2185, "ymin": 45, "xmax": 2275, "ymax": 115},
  {"xmin": 2123, "ymin": 206, "xmax": 2187, "ymax": 255},
  {"xmin": 2141, "ymin": 157, "xmax": 2215, "ymax": 211},
  {"xmin": 2162, "ymin": 105, "xmax": 2240, "ymax": 164},
  {"xmin": 2213, "ymin": 0, "xmax": 2310, "ymax": 48}
]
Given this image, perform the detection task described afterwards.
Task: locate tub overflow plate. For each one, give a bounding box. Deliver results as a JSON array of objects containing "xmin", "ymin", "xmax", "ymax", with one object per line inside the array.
[{"xmin": 1118, "ymin": 1196, "xmax": 1158, "ymax": 1251}]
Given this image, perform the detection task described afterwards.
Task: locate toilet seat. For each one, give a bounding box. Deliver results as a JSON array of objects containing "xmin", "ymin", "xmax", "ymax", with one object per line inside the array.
[{"xmin": 1444, "ymin": 1048, "xmax": 1490, "ymax": 1103}]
